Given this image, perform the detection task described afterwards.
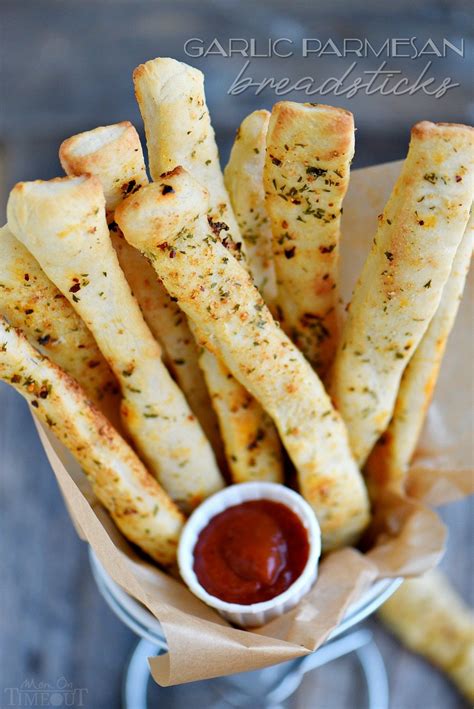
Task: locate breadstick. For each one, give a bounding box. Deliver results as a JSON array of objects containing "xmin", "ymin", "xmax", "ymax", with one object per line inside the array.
[
  {"xmin": 0, "ymin": 315, "xmax": 183, "ymax": 566},
  {"xmin": 0, "ymin": 224, "xmax": 120, "ymax": 425},
  {"xmin": 7, "ymin": 175, "xmax": 224, "ymax": 512},
  {"xmin": 134, "ymin": 57, "xmax": 284, "ymax": 485},
  {"xmin": 264, "ymin": 102, "xmax": 354, "ymax": 375},
  {"xmin": 195, "ymin": 345, "xmax": 283, "ymax": 483},
  {"xmin": 133, "ymin": 57, "xmax": 242, "ymax": 251},
  {"xmin": 58, "ymin": 121, "xmax": 148, "ymax": 214},
  {"xmin": 379, "ymin": 569, "xmax": 474, "ymax": 703},
  {"xmin": 224, "ymin": 110, "xmax": 277, "ymax": 310},
  {"xmin": 330, "ymin": 122, "xmax": 474, "ymax": 466},
  {"xmin": 115, "ymin": 168, "xmax": 370, "ymax": 550},
  {"xmin": 366, "ymin": 211, "xmax": 473, "ymax": 494},
  {"xmin": 59, "ymin": 122, "xmax": 223, "ymax": 464}
]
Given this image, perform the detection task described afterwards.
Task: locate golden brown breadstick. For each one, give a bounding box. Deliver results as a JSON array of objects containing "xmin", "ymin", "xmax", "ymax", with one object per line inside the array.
[
  {"xmin": 7, "ymin": 175, "xmax": 224, "ymax": 512},
  {"xmin": 264, "ymin": 102, "xmax": 354, "ymax": 375},
  {"xmin": 224, "ymin": 110, "xmax": 277, "ymax": 310},
  {"xmin": 0, "ymin": 224, "xmax": 120, "ymax": 425},
  {"xmin": 0, "ymin": 315, "xmax": 183, "ymax": 566},
  {"xmin": 195, "ymin": 345, "xmax": 283, "ymax": 483},
  {"xmin": 330, "ymin": 122, "xmax": 474, "ymax": 466},
  {"xmin": 379, "ymin": 569, "xmax": 474, "ymax": 703},
  {"xmin": 133, "ymin": 57, "xmax": 284, "ymax": 485},
  {"xmin": 133, "ymin": 57, "xmax": 242, "ymax": 250},
  {"xmin": 366, "ymin": 211, "xmax": 473, "ymax": 494},
  {"xmin": 115, "ymin": 168, "xmax": 370, "ymax": 550},
  {"xmin": 59, "ymin": 122, "xmax": 223, "ymax": 464}
]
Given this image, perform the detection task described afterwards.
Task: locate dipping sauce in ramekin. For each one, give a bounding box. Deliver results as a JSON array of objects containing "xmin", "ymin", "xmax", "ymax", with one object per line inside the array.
[
  {"xmin": 178, "ymin": 482, "xmax": 321, "ymax": 627},
  {"xmin": 193, "ymin": 499, "xmax": 309, "ymax": 605}
]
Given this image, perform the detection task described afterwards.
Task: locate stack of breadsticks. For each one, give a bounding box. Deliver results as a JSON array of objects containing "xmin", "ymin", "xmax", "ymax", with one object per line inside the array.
[{"xmin": 1, "ymin": 57, "xmax": 472, "ymax": 569}]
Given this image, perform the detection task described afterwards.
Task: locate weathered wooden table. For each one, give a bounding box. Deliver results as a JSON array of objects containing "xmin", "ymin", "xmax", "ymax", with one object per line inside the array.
[{"xmin": 1, "ymin": 2, "xmax": 472, "ymax": 707}]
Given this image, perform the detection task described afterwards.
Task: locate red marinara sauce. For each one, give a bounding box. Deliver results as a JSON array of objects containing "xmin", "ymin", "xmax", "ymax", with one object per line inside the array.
[{"xmin": 193, "ymin": 499, "xmax": 309, "ymax": 604}]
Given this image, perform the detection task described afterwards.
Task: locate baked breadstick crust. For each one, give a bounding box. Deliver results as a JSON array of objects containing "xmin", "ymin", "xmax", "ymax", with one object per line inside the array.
[
  {"xmin": 224, "ymin": 110, "xmax": 277, "ymax": 310},
  {"xmin": 7, "ymin": 175, "xmax": 224, "ymax": 511},
  {"xmin": 379, "ymin": 569, "xmax": 474, "ymax": 702},
  {"xmin": 330, "ymin": 121, "xmax": 474, "ymax": 466},
  {"xmin": 60, "ymin": 122, "xmax": 223, "ymax": 464},
  {"xmin": 115, "ymin": 168, "xmax": 370, "ymax": 550},
  {"xmin": 0, "ymin": 316, "xmax": 183, "ymax": 566},
  {"xmin": 196, "ymin": 346, "xmax": 283, "ymax": 483},
  {"xmin": 133, "ymin": 57, "xmax": 242, "ymax": 251},
  {"xmin": 0, "ymin": 224, "xmax": 120, "ymax": 424},
  {"xmin": 134, "ymin": 58, "xmax": 284, "ymax": 485},
  {"xmin": 366, "ymin": 211, "xmax": 473, "ymax": 494},
  {"xmin": 110, "ymin": 230, "xmax": 225, "ymax": 467},
  {"xmin": 59, "ymin": 121, "xmax": 148, "ymax": 213},
  {"xmin": 264, "ymin": 102, "xmax": 354, "ymax": 375}
]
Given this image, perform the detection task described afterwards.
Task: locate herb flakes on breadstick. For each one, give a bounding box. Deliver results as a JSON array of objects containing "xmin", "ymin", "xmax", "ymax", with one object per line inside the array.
[
  {"xmin": 59, "ymin": 122, "xmax": 223, "ymax": 466},
  {"xmin": 330, "ymin": 121, "xmax": 474, "ymax": 467},
  {"xmin": 224, "ymin": 110, "xmax": 277, "ymax": 310},
  {"xmin": 116, "ymin": 167, "xmax": 370, "ymax": 550},
  {"xmin": 134, "ymin": 57, "xmax": 284, "ymax": 485},
  {"xmin": 195, "ymin": 345, "xmax": 283, "ymax": 483},
  {"xmin": 0, "ymin": 224, "xmax": 120, "ymax": 425},
  {"xmin": 133, "ymin": 57, "xmax": 242, "ymax": 252},
  {"xmin": 366, "ymin": 210, "xmax": 473, "ymax": 494},
  {"xmin": 0, "ymin": 315, "xmax": 183, "ymax": 567},
  {"xmin": 264, "ymin": 102, "xmax": 354, "ymax": 375},
  {"xmin": 7, "ymin": 175, "xmax": 224, "ymax": 512}
]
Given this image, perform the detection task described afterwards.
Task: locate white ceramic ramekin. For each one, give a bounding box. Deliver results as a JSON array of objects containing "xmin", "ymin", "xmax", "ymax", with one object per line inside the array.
[{"xmin": 178, "ymin": 481, "xmax": 321, "ymax": 627}]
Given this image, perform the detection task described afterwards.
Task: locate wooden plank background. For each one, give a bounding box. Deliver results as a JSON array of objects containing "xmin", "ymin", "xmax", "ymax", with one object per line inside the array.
[{"xmin": 0, "ymin": 2, "xmax": 472, "ymax": 707}]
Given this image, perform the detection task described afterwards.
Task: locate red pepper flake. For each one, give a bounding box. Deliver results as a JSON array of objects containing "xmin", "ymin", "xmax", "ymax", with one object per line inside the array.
[
  {"xmin": 69, "ymin": 283, "xmax": 81, "ymax": 293},
  {"xmin": 455, "ymin": 175, "xmax": 462, "ymax": 182},
  {"xmin": 88, "ymin": 360, "xmax": 100, "ymax": 368},
  {"xmin": 284, "ymin": 246, "xmax": 296, "ymax": 259},
  {"xmin": 270, "ymin": 155, "xmax": 282, "ymax": 166},
  {"xmin": 161, "ymin": 184, "xmax": 175, "ymax": 195},
  {"xmin": 320, "ymin": 244, "xmax": 336, "ymax": 254},
  {"xmin": 169, "ymin": 249, "xmax": 176, "ymax": 259},
  {"xmin": 24, "ymin": 273, "xmax": 30, "ymax": 281}
]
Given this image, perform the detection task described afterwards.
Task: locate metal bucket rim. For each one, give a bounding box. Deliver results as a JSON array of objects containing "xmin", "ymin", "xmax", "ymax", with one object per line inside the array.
[{"xmin": 89, "ymin": 547, "xmax": 402, "ymax": 650}]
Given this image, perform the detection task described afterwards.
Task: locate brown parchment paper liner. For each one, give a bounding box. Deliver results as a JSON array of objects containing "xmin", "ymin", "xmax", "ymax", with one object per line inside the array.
[{"xmin": 31, "ymin": 161, "xmax": 472, "ymax": 685}]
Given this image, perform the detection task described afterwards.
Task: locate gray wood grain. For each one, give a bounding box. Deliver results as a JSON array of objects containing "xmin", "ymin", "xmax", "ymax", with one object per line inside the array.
[{"xmin": 0, "ymin": 1, "xmax": 472, "ymax": 707}]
